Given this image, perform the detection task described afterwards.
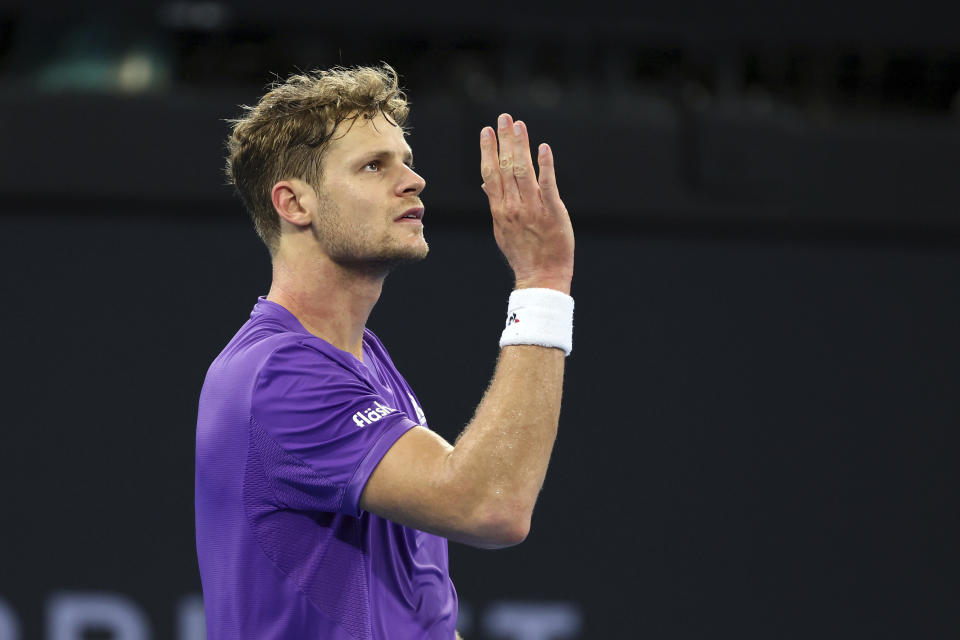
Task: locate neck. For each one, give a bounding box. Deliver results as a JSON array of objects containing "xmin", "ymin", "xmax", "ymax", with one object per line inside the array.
[{"xmin": 266, "ymin": 252, "xmax": 385, "ymax": 361}]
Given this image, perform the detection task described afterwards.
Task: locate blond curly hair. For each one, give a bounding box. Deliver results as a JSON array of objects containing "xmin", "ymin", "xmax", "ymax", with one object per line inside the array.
[{"xmin": 225, "ymin": 64, "xmax": 409, "ymax": 252}]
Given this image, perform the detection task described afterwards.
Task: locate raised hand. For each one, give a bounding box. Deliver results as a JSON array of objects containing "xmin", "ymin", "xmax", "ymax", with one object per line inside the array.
[{"xmin": 480, "ymin": 113, "xmax": 575, "ymax": 295}]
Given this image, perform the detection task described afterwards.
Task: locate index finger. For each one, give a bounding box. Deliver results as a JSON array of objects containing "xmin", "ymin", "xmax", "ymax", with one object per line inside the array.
[{"xmin": 537, "ymin": 142, "xmax": 564, "ymax": 212}]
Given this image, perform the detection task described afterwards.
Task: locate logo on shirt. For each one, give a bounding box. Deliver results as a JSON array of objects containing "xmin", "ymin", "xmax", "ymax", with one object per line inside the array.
[
  {"xmin": 352, "ymin": 401, "xmax": 396, "ymax": 428},
  {"xmin": 408, "ymin": 393, "xmax": 427, "ymax": 426}
]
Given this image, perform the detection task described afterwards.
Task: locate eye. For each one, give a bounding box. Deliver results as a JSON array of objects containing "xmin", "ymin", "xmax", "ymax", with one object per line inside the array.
[{"xmin": 363, "ymin": 160, "xmax": 380, "ymax": 172}]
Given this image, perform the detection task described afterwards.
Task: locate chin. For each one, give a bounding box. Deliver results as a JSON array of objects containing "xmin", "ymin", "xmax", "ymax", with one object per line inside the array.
[
  {"xmin": 335, "ymin": 242, "xmax": 428, "ymax": 275},
  {"xmin": 386, "ymin": 243, "xmax": 429, "ymax": 266},
  {"xmin": 387, "ymin": 236, "xmax": 429, "ymax": 262}
]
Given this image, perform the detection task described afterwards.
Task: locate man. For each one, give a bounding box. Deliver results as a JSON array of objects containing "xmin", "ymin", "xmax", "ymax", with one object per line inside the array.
[{"xmin": 195, "ymin": 65, "xmax": 575, "ymax": 639}]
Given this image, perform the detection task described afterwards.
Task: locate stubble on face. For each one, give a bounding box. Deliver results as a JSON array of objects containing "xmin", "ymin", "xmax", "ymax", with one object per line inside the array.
[{"xmin": 309, "ymin": 186, "xmax": 429, "ymax": 276}]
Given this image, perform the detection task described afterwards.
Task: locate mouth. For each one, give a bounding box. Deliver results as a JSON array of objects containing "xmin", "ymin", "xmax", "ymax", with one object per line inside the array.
[{"xmin": 395, "ymin": 207, "xmax": 425, "ymax": 223}]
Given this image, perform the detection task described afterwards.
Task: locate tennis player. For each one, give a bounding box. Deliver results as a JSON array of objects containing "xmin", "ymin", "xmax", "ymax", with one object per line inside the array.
[{"xmin": 195, "ymin": 65, "xmax": 575, "ymax": 639}]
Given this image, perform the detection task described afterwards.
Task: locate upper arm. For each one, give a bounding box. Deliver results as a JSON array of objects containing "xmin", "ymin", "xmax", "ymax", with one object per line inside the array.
[
  {"xmin": 252, "ymin": 342, "xmax": 420, "ymax": 517},
  {"xmin": 253, "ymin": 340, "xmax": 524, "ymax": 547}
]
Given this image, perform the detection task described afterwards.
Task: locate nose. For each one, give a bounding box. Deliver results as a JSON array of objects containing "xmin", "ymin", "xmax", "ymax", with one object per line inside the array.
[{"xmin": 397, "ymin": 165, "xmax": 426, "ymax": 197}]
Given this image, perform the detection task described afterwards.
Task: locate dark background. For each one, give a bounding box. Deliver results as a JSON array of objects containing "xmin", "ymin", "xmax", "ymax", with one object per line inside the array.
[{"xmin": 1, "ymin": 2, "xmax": 958, "ymax": 638}]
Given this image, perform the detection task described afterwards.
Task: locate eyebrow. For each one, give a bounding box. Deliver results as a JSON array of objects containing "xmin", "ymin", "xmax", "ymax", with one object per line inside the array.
[{"xmin": 362, "ymin": 148, "xmax": 414, "ymax": 166}]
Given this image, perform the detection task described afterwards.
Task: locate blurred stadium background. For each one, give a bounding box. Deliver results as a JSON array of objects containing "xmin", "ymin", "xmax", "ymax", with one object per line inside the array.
[{"xmin": 1, "ymin": 1, "xmax": 958, "ymax": 638}]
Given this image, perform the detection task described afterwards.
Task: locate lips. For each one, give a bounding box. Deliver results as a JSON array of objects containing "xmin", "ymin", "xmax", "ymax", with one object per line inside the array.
[{"xmin": 395, "ymin": 207, "xmax": 425, "ymax": 222}]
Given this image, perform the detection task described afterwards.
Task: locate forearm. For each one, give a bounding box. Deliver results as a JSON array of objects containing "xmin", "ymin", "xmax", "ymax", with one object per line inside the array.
[
  {"xmin": 443, "ymin": 113, "xmax": 574, "ymax": 545},
  {"xmin": 358, "ymin": 112, "xmax": 574, "ymax": 547},
  {"xmin": 445, "ymin": 343, "xmax": 565, "ymax": 543}
]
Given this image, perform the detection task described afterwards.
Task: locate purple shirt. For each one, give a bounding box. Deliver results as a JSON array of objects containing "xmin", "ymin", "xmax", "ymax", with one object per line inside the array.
[{"xmin": 196, "ymin": 298, "xmax": 458, "ymax": 639}]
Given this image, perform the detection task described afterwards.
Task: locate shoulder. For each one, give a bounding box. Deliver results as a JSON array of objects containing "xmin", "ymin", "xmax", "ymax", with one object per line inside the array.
[
  {"xmin": 257, "ymin": 334, "xmax": 365, "ymax": 385},
  {"xmin": 203, "ymin": 321, "xmax": 311, "ymax": 394}
]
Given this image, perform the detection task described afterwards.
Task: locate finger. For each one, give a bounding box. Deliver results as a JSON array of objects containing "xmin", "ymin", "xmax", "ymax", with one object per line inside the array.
[
  {"xmin": 536, "ymin": 143, "xmax": 565, "ymax": 214},
  {"xmin": 496, "ymin": 113, "xmax": 520, "ymax": 206},
  {"xmin": 479, "ymin": 127, "xmax": 503, "ymax": 202},
  {"xmin": 511, "ymin": 120, "xmax": 538, "ymax": 203}
]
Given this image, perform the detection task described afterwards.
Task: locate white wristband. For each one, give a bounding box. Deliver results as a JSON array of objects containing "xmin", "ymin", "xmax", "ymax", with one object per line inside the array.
[{"xmin": 499, "ymin": 288, "xmax": 575, "ymax": 356}]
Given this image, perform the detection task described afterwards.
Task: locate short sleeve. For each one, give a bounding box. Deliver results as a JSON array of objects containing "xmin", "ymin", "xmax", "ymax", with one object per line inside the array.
[{"xmin": 251, "ymin": 341, "xmax": 419, "ymax": 517}]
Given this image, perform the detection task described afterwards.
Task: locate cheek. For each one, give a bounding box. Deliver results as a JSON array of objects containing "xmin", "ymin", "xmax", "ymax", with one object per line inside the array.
[
  {"xmin": 338, "ymin": 183, "xmax": 380, "ymax": 210},
  {"xmin": 322, "ymin": 177, "xmax": 387, "ymax": 227}
]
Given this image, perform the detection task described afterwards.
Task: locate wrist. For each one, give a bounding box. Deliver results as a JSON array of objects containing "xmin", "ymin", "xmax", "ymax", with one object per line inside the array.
[
  {"xmin": 499, "ymin": 288, "xmax": 575, "ymax": 356},
  {"xmin": 514, "ymin": 274, "xmax": 572, "ymax": 296}
]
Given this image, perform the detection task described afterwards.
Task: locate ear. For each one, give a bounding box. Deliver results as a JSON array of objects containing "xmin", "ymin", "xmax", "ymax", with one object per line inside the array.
[{"xmin": 271, "ymin": 179, "xmax": 314, "ymax": 228}]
